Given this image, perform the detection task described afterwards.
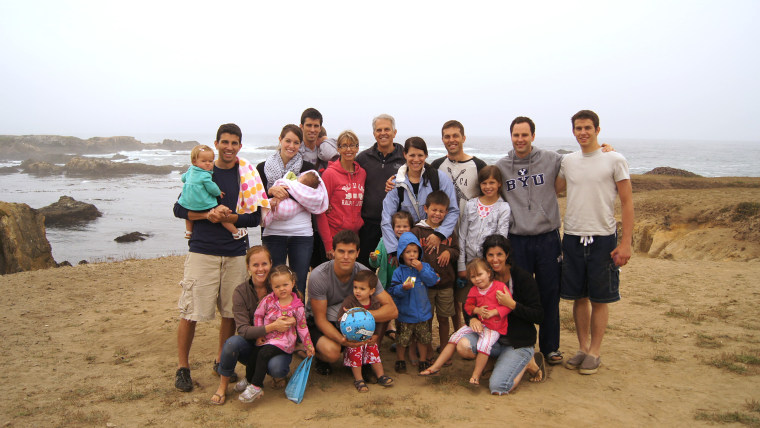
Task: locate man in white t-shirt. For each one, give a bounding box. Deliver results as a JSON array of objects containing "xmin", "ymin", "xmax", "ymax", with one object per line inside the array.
[{"xmin": 556, "ymin": 109, "xmax": 634, "ymax": 375}]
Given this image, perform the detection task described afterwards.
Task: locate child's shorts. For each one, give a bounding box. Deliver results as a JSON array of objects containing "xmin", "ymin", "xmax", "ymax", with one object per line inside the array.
[
  {"xmin": 396, "ymin": 321, "xmax": 432, "ymax": 347},
  {"xmin": 427, "ymin": 287, "xmax": 455, "ymax": 318},
  {"xmin": 343, "ymin": 343, "xmax": 381, "ymax": 368},
  {"xmin": 561, "ymin": 234, "xmax": 621, "ymax": 303},
  {"xmin": 448, "ymin": 325, "xmax": 500, "ymax": 355}
]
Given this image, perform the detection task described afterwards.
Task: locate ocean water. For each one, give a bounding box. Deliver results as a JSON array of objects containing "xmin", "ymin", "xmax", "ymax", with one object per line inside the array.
[{"xmin": 1, "ymin": 135, "xmax": 758, "ymax": 264}]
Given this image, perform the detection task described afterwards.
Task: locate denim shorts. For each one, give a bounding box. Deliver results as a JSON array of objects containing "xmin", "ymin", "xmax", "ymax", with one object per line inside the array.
[{"xmin": 561, "ymin": 234, "xmax": 620, "ymax": 303}]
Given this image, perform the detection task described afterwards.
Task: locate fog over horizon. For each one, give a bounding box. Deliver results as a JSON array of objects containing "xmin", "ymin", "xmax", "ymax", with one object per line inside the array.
[{"xmin": 1, "ymin": 1, "xmax": 758, "ymax": 143}]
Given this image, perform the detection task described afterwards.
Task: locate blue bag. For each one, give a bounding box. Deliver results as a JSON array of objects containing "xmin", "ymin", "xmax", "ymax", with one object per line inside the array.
[{"xmin": 285, "ymin": 356, "xmax": 312, "ymax": 404}]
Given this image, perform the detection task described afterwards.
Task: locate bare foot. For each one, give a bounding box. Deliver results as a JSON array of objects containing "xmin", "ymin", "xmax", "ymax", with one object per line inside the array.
[{"xmin": 469, "ymin": 377, "xmax": 479, "ymax": 385}]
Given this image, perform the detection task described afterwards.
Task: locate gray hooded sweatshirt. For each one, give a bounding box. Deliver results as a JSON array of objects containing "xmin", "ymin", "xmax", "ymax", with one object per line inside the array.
[{"xmin": 495, "ymin": 147, "xmax": 563, "ymax": 236}]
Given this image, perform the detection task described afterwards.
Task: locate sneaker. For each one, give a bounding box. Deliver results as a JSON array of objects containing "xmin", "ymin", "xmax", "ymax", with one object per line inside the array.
[
  {"xmin": 213, "ymin": 361, "xmax": 238, "ymax": 383},
  {"xmin": 238, "ymin": 384, "xmax": 263, "ymax": 403},
  {"xmin": 579, "ymin": 355, "xmax": 601, "ymax": 375},
  {"xmin": 233, "ymin": 378, "xmax": 251, "ymax": 392},
  {"xmin": 564, "ymin": 351, "xmax": 587, "ymax": 370},
  {"xmin": 174, "ymin": 367, "xmax": 193, "ymax": 392}
]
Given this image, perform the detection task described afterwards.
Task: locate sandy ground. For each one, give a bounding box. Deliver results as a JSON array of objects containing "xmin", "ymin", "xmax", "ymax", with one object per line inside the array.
[{"xmin": 1, "ymin": 177, "xmax": 759, "ymax": 427}]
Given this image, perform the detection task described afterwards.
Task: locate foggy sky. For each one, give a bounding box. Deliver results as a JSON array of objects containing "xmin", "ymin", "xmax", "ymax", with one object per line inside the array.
[{"xmin": 1, "ymin": 0, "xmax": 758, "ymax": 142}]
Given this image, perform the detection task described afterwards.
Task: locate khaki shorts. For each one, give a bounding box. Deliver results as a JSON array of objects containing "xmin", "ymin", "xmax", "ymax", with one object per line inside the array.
[
  {"xmin": 177, "ymin": 253, "xmax": 246, "ymax": 321},
  {"xmin": 454, "ymin": 281, "xmax": 473, "ymax": 305},
  {"xmin": 427, "ymin": 287, "xmax": 455, "ymax": 318}
]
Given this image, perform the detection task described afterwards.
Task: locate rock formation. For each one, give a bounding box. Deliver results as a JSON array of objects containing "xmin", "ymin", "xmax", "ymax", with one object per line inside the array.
[
  {"xmin": 0, "ymin": 135, "xmax": 198, "ymax": 161},
  {"xmin": 63, "ymin": 157, "xmax": 175, "ymax": 177},
  {"xmin": 644, "ymin": 167, "xmax": 701, "ymax": 177},
  {"xmin": 0, "ymin": 201, "xmax": 56, "ymax": 274},
  {"xmin": 38, "ymin": 196, "xmax": 102, "ymax": 227},
  {"xmin": 114, "ymin": 232, "xmax": 150, "ymax": 243}
]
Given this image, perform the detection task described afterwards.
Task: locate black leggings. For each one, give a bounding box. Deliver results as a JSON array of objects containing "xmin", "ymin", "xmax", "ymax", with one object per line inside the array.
[{"xmin": 251, "ymin": 344, "xmax": 286, "ymax": 387}]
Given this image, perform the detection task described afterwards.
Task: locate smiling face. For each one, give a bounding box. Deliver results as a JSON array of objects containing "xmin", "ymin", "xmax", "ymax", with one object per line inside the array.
[
  {"xmin": 353, "ymin": 280, "xmax": 373, "ymax": 303},
  {"xmin": 193, "ymin": 149, "xmax": 215, "ymax": 171},
  {"xmin": 511, "ymin": 122, "xmax": 535, "ymax": 159},
  {"xmin": 480, "ymin": 176, "xmax": 501, "ymax": 198},
  {"xmin": 270, "ymin": 272, "xmax": 295, "ymax": 300},
  {"xmin": 484, "ymin": 246, "xmax": 508, "ymax": 276},
  {"xmin": 337, "ymin": 139, "xmax": 359, "ymax": 162},
  {"xmin": 393, "ymin": 218, "xmax": 411, "ymax": 237},
  {"xmin": 572, "ymin": 118, "xmax": 601, "ymax": 152},
  {"xmin": 278, "ymin": 131, "xmax": 302, "ymax": 164},
  {"xmin": 423, "ymin": 203, "xmax": 447, "ymax": 228},
  {"xmin": 404, "ymin": 147, "xmax": 427, "ymax": 176},
  {"xmin": 247, "ymin": 251, "xmax": 272, "ymax": 287},
  {"xmin": 301, "ymin": 117, "xmax": 321, "ymax": 147},
  {"xmin": 373, "ymin": 118, "xmax": 397, "ymax": 151},
  {"xmin": 469, "ymin": 266, "xmax": 492, "ymax": 290},
  {"xmin": 442, "ymin": 126, "xmax": 465, "ymax": 157},
  {"xmin": 214, "ymin": 132, "xmax": 242, "ymax": 167}
]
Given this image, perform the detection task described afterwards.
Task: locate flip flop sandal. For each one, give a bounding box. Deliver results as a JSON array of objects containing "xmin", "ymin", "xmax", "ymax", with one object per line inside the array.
[
  {"xmin": 546, "ymin": 351, "xmax": 564, "ymax": 365},
  {"xmin": 530, "ymin": 352, "xmax": 546, "ymax": 383},
  {"xmin": 210, "ymin": 393, "xmax": 226, "ymax": 405},
  {"xmin": 384, "ymin": 329, "xmax": 397, "ymax": 340},
  {"xmin": 376, "ymin": 375, "xmax": 394, "ymax": 386},
  {"xmin": 354, "ymin": 380, "xmax": 369, "ymax": 392},
  {"xmin": 418, "ymin": 367, "xmax": 440, "ymax": 377}
]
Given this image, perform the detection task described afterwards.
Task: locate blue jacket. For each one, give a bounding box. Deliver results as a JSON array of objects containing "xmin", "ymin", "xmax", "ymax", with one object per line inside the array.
[
  {"xmin": 380, "ymin": 167, "xmax": 460, "ymax": 254},
  {"xmin": 388, "ymin": 232, "xmax": 440, "ymax": 323}
]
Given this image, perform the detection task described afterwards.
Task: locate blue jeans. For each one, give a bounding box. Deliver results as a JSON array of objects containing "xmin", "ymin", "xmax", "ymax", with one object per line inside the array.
[
  {"xmin": 463, "ymin": 333, "xmax": 533, "ymax": 395},
  {"xmin": 509, "ymin": 231, "xmax": 562, "ymax": 356},
  {"xmin": 218, "ymin": 335, "xmax": 292, "ymax": 380},
  {"xmin": 262, "ymin": 235, "xmax": 313, "ymax": 295}
]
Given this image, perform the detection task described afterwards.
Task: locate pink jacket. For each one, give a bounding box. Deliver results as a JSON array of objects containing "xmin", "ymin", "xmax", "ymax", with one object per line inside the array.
[
  {"xmin": 317, "ymin": 160, "xmax": 366, "ymax": 252},
  {"xmin": 463, "ymin": 280, "xmax": 512, "ymax": 335},
  {"xmin": 253, "ymin": 292, "xmax": 314, "ymax": 354}
]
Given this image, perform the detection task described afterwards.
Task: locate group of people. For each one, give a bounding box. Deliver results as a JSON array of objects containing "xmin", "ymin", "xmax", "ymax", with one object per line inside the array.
[{"xmin": 172, "ymin": 108, "xmax": 634, "ymax": 403}]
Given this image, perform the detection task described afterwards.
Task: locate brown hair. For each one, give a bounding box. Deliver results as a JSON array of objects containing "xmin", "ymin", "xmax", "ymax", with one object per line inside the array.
[
  {"xmin": 571, "ymin": 110, "xmax": 600, "ymax": 128},
  {"xmin": 279, "ymin": 124, "xmax": 303, "ymax": 141},
  {"xmin": 441, "ymin": 120, "xmax": 465, "ymax": 137},
  {"xmin": 267, "ymin": 264, "xmax": 304, "ymax": 301},
  {"xmin": 391, "ymin": 211, "xmax": 414, "ymax": 229},
  {"xmin": 298, "ymin": 171, "xmax": 320, "ymax": 189},
  {"xmin": 190, "ymin": 144, "xmax": 214, "ymax": 164},
  {"xmin": 477, "ymin": 166, "xmax": 503, "ymax": 196},
  {"xmin": 466, "ymin": 258, "xmax": 493, "ymax": 281},
  {"xmin": 354, "ymin": 270, "xmax": 378, "ymax": 290}
]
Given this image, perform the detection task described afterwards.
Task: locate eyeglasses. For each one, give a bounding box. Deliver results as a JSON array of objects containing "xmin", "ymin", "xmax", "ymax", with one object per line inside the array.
[{"xmin": 338, "ymin": 144, "xmax": 359, "ymax": 150}]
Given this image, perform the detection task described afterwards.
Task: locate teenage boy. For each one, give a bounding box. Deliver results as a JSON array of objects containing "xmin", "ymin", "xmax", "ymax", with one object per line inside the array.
[
  {"xmin": 172, "ymin": 123, "xmax": 263, "ymax": 391},
  {"xmin": 411, "ymin": 191, "xmax": 459, "ymax": 362},
  {"xmin": 557, "ymin": 110, "xmax": 634, "ymax": 375}
]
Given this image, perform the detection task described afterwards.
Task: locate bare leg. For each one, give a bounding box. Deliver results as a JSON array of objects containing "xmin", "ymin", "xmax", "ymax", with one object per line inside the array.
[
  {"xmin": 588, "ymin": 302, "xmax": 609, "ymax": 357},
  {"xmin": 437, "ymin": 315, "xmax": 450, "ymax": 351},
  {"xmin": 351, "ymin": 366, "xmax": 363, "ymax": 381},
  {"xmin": 178, "ymin": 318, "xmax": 196, "ymax": 368},
  {"xmin": 408, "ymin": 338, "xmax": 418, "ymax": 363},
  {"xmin": 396, "ymin": 344, "xmax": 406, "ymax": 362},
  {"xmin": 573, "ymin": 298, "xmax": 592, "ymax": 354},
  {"xmin": 456, "ymin": 337, "xmax": 476, "ymax": 360},
  {"xmin": 416, "ymin": 341, "xmax": 428, "ymax": 364},
  {"xmin": 470, "ymin": 352, "xmax": 490, "ymax": 384},
  {"xmin": 371, "ymin": 361, "xmax": 385, "ymax": 378},
  {"xmin": 221, "ymin": 221, "xmax": 239, "ymax": 235},
  {"xmin": 526, "ymin": 355, "xmax": 543, "ymax": 382},
  {"xmin": 217, "ymin": 317, "xmax": 235, "ymax": 363},
  {"xmin": 212, "ymin": 375, "xmax": 230, "ymax": 404},
  {"xmin": 452, "ymin": 307, "xmax": 463, "ymax": 332},
  {"xmin": 315, "ymin": 336, "xmax": 343, "ymax": 363},
  {"xmin": 425, "ymin": 342, "xmax": 457, "ymax": 372},
  {"xmin": 185, "ymin": 219, "xmax": 194, "ymax": 235}
]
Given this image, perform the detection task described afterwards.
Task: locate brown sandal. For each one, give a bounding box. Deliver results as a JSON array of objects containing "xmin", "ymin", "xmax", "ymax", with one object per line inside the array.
[{"xmin": 354, "ymin": 379, "xmax": 369, "ymax": 392}]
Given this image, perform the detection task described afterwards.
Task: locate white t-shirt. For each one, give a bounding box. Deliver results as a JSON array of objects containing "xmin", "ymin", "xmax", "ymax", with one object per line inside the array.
[{"xmin": 559, "ymin": 149, "xmax": 630, "ymax": 236}]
